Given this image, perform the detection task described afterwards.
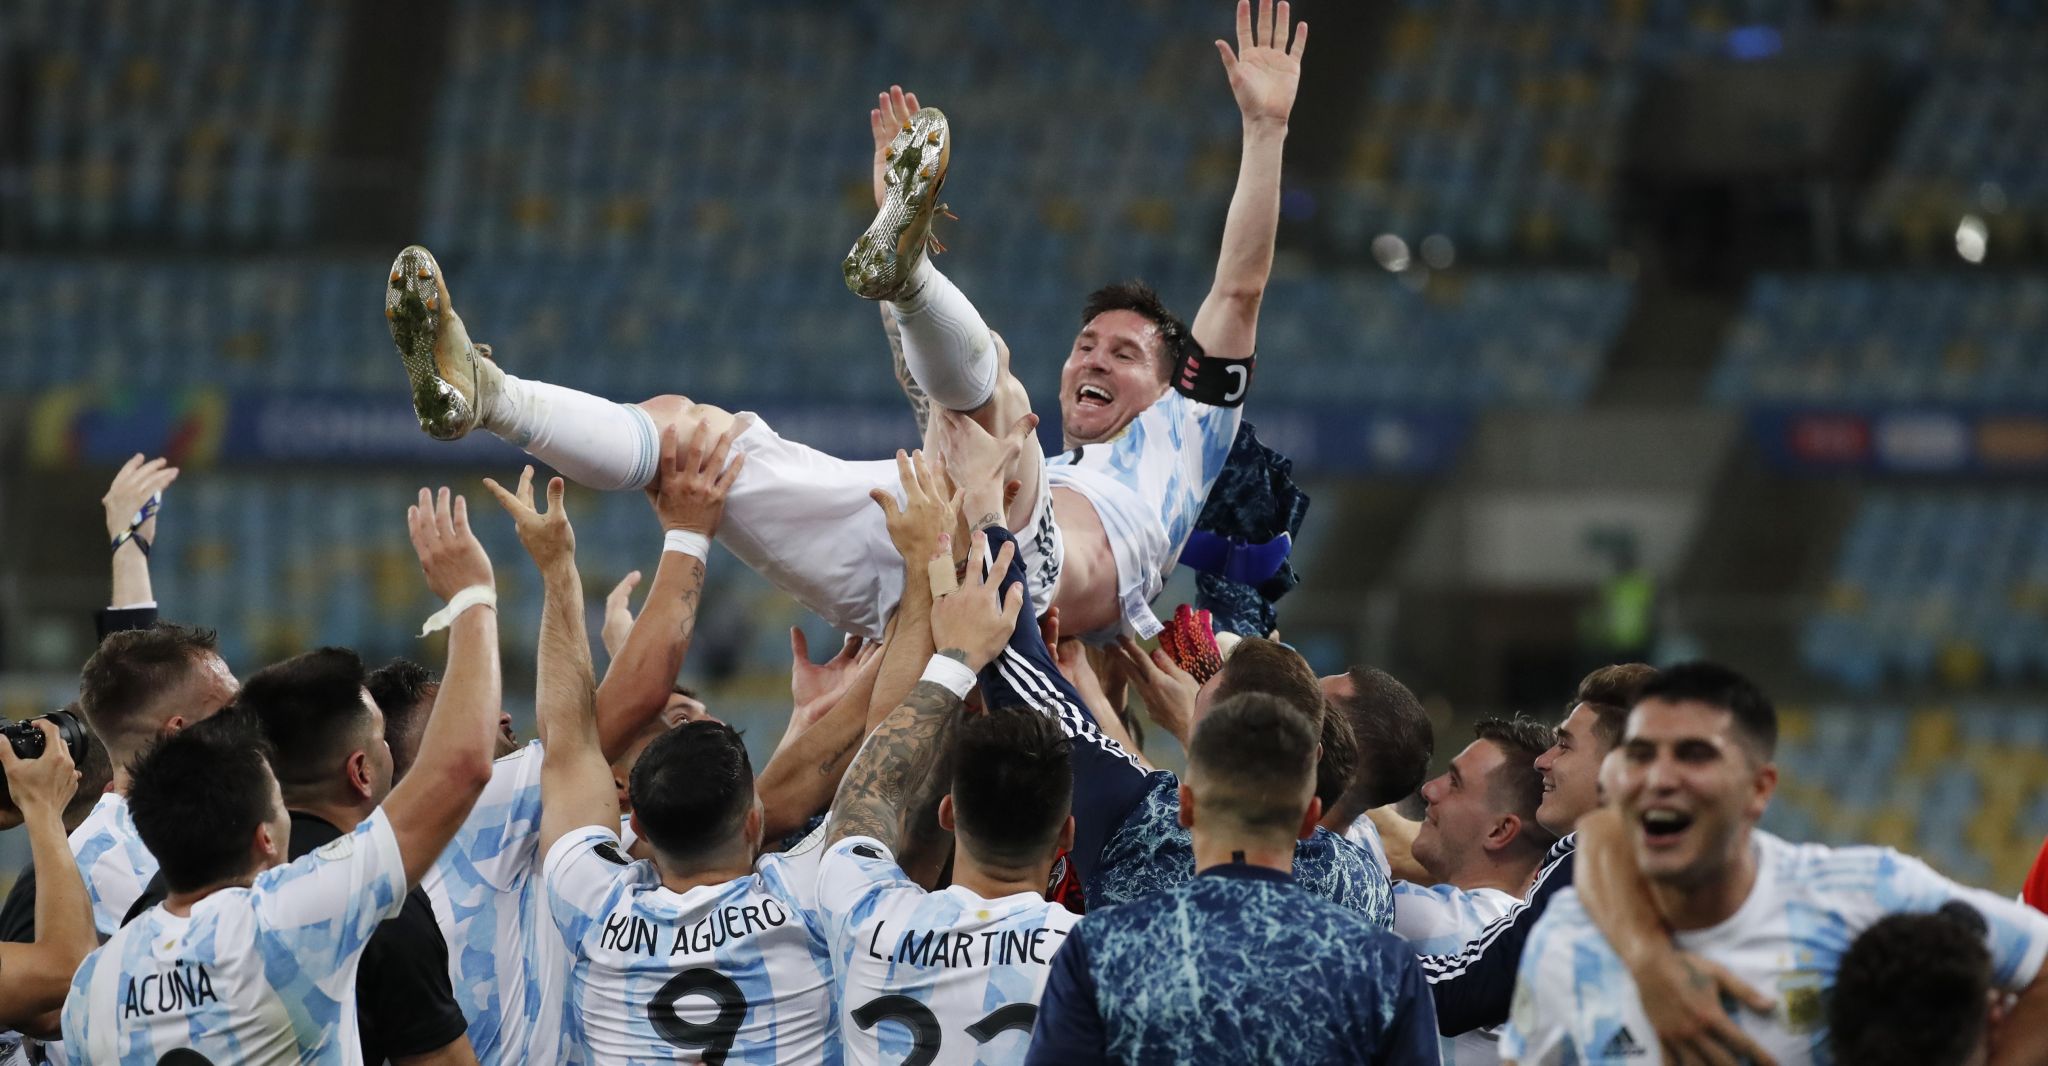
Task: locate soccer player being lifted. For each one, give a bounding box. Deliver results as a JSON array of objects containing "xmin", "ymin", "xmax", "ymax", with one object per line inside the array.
[{"xmin": 382, "ymin": 0, "xmax": 1305, "ymax": 646}]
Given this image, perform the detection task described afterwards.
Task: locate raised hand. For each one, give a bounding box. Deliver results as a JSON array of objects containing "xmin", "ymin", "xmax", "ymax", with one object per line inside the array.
[
  {"xmin": 932, "ymin": 409, "xmax": 1036, "ymax": 530},
  {"xmin": 1216, "ymin": 0, "xmax": 1306, "ymax": 128},
  {"xmin": 1112, "ymin": 635, "xmax": 1200, "ymax": 746},
  {"xmin": 103, "ymin": 453, "xmax": 178, "ymax": 545},
  {"xmin": 407, "ymin": 487, "xmax": 494, "ymax": 601},
  {"xmin": 790, "ymin": 629, "xmax": 875, "ymax": 729},
  {"xmin": 647, "ymin": 421, "xmax": 745, "ymax": 535},
  {"xmin": 600, "ymin": 571, "xmax": 643, "ymax": 658},
  {"xmin": 870, "ymin": 84, "xmax": 923, "ymax": 209},
  {"xmin": 871, "ymin": 449, "xmax": 960, "ymax": 565},
  {"xmin": 483, "ymin": 465, "xmax": 577, "ymax": 572},
  {"xmin": 929, "ymin": 532, "xmax": 1023, "ymax": 672}
]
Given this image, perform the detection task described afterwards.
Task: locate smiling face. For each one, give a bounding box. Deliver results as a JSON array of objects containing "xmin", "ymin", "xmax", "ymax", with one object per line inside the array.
[
  {"xmin": 1413, "ymin": 738, "xmax": 1512, "ymax": 882},
  {"xmin": 1532, "ymin": 704, "xmax": 1608, "ymax": 835},
  {"xmin": 1058, "ymin": 309, "xmax": 1173, "ymax": 445},
  {"xmin": 1610, "ymin": 697, "xmax": 1776, "ymax": 891}
]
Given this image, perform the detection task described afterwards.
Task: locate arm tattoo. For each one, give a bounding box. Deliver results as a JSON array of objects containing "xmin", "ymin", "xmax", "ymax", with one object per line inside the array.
[
  {"xmin": 969, "ymin": 511, "xmax": 1003, "ymax": 533},
  {"xmin": 827, "ymin": 680, "xmax": 963, "ymax": 851},
  {"xmin": 882, "ymin": 306, "xmax": 933, "ymax": 435}
]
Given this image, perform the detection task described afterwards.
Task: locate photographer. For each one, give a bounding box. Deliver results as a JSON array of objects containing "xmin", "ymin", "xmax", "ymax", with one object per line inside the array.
[{"xmin": 0, "ymin": 721, "xmax": 95, "ymax": 1031}]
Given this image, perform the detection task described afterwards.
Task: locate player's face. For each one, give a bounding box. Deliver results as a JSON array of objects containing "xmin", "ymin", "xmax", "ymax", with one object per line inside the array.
[
  {"xmin": 1413, "ymin": 739, "xmax": 1510, "ymax": 881},
  {"xmin": 1612, "ymin": 698, "xmax": 1776, "ymax": 889},
  {"xmin": 170, "ymin": 652, "xmax": 240, "ymax": 729},
  {"xmin": 1058, "ymin": 310, "xmax": 1172, "ymax": 445},
  {"xmin": 258, "ymin": 769, "xmax": 292, "ymax": 872},
  {"xmin": 1532, "ymin": 704, "xmax": 1605, "ymax": 835},
  {"xmin": 494, "ymin": 711, "xmax": 520, "ymax": 759}
]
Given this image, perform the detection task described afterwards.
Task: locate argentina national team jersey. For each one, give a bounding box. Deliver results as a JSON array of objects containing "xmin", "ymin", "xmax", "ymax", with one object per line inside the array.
[
  {"xmin": 544, "ymin": 825, "xmax": 838, "ymax": 1065},
  {"xmin": 70, "ymin": 793, "xmax": 159, "ymax": 938},
  {"xmin": 816, "ymin": 837, "xmax": 1078, "ymax": 1066},
  {"xmin": 61, "ymin": 809, "xmax": 407, "ymax": 1065},
  {"xmin": 1044, "ymin": 390, "xmax": 1242, "ymax": 638},
  {"xmin": 422, "ymin": 741, "xmax": 570, "ymax": 1065},
  {"xmin": 1504, "ymin": 831, "xmax": 2048, "ymax": 1066},
  {"xmin": 1090, "ymin": 771, "xmax": 1394, "ymax": 925},
  {"xmin": 1394, "ymin": 882, "xmax": 1518, "ymax": 1065}
]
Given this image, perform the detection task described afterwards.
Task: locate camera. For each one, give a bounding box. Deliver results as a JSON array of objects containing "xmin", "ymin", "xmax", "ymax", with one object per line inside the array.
[{"xmin": 0, "ymin": 710, "xmax": 88, "ymax": 765}]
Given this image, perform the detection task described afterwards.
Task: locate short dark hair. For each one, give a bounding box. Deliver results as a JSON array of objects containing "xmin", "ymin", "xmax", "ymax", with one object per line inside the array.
[
  {"xmin": 127, "ymin": 718, "xmax": 280, "ymax": 893},
  {"xmin": 1333, "ymin": 667, "xmax": 1434, "ymax": 811},
  {"xmin": 77, "ymin": 623, "xmax": 222, "ymax": 742},
  {"xmin": 1572, "ymin": 662, "xmax": 1658, "ymax": 750},
  {"xmin": 1830, "ymin": 905, "xmax": 1992, "ymax": 1066},
  {"xmin": 1212, "ymin": 639, "xmax": 1324, "ymax": 726},
  {"xmin": 64, "ymin": 702, "xmax": 115, "ymax": 827},
  {"xmin": 1636, "ymin": 661, "xmax": 1777, "ymax": 757},
  {"xmin": 1081, "ymin": 280, "xmax": 1198, "ymax": 385},
  {"xmin": 238, "ymin": 648, "xmax": 375, "ymax": 801},
  {"xmin": 365, "ymin": 658, "xmax": 438, "ymax": 780},
  {"xmin": 1189, "ymin": 694, "xmax": 1318, "ymax": 835},
  {"xmin": 950, "ymin": 706, "xmax": 1072, "ymax": 867},
  {"xmin": 630, "ymin": 721, "xmax": 756, "ymax": 862},
  {"xmin": 1314, "ymin": 704, "xmax": 1358, "ymax": 810},
  {"xmin": 1473, "ymin": 716, "xmax": 1557, "ymax": 849}
]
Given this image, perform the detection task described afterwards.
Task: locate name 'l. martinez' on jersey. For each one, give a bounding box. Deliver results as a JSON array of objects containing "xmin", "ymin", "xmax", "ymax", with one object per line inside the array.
[
  {"xmin": 816, "ymin": 837, "xmax": 1078, "ymax": 1066},
  {"xmin": 421, "ymin": 741, "xmax": 571, "ymax": 1065},
  {"xmin": 62, "ymin": 809, "xmax": 407, "ymax": 1065},
  {"xmin": 544, "ymin": 824, "xmax": 838, "ymax": 1065}
]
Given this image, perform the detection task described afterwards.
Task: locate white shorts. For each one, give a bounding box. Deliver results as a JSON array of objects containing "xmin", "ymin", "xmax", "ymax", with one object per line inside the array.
[{"xmin": 718, "ymin": 414, "xmax": 1060, "ymax": 640}]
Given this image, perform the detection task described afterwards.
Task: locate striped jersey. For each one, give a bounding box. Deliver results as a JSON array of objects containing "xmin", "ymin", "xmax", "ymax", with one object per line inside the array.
[
  {"xmin": 1504, "ymin": 832, "xmax": 2048, "ymax": 1065},
  {"xmin": 70, "ymin": 793, "xmax": 157, "ymax": 938},
  {"xmin": 1394, "ymin": 882, "xmax": 1517, "ymax": 1065},
  {"xmin": 816, "ymin": 837, "xmax": 1077, "ymax": 1066},
  {"xmin": 421, "ymin": 741, "xmax": 571, "ymax": 1065},
  {"xmin": 543, "ymin": 825, "xmax": 837, "ymax": 1065},
  {"xmin": 61, "ymin": 809, "xmax": 407, "ymax": 1064}
]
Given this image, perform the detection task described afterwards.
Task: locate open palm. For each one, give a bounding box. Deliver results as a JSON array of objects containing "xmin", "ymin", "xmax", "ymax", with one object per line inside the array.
[{"xmin": 1217, "ymin": 0, "xmax": 1306, "ymax": 126}]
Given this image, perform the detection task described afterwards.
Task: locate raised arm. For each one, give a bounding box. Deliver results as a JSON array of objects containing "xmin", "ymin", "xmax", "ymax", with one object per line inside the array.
[
  {"xmin": 1189, "ymin": 0, "xmax": 1306, "ymax": 362},
  {"xmin": 592, "ymin": 422, "xmax": 743, "ymax": 761},
  {"xmin": 383, "ymin": 488, "xmax": 502, "ymax": 886},
  {"xmin": 757, "ymin": 633, "xmax": 885, "ymax": 841},
  {"xmin": 484, "ymin": 466, "xmax": 596, "ymax": 760},
  {"xmin": 99, "ymin": 454, "xmax": 179, "ymax": 636},
  {"xmin": 864, "ymin": 450, "xmax": 955, "ymax": 731},
  {"xmin": 0, "ymin": 722, "xmax": 93, "ymax": 1027},
  {"xmin": 827, "ymin": 532, "xmax": 1022, "ymax": 853}
]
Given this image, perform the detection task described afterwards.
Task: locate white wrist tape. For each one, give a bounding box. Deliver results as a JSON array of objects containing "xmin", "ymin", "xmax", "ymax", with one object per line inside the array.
[
  {"xmin": 664, "ymin": 529, "xmax": 711, "ymax": 562},
  {"xmin": 920, "ymin": 654, "xmax": 979, "ymax": 699},
  {"xmin": 420, "ymin": 585, "xmax": 497, "ymax": 636}
]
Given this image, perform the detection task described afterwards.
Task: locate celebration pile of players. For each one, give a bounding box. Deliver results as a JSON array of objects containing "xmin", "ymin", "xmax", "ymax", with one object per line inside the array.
[{"xmin": 4, "ymin": 3, "xmax": 2046, "ymax": 1064}]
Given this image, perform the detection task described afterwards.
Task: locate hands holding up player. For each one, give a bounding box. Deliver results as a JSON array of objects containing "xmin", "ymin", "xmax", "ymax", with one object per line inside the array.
[
  {"xmin": 408, "ymin": 487, "xmax": 495, "ymax": 605},
  {"xmin": 929, "ymin": 533, "xmax": 1024, "ymax": 674},
  {"xmin": 648, "ymin": 422, "xmax": 745, "ymax": 536},
  {"xmin": 485, "ymin": 466, "xmax": 576, "ymax": 575}
]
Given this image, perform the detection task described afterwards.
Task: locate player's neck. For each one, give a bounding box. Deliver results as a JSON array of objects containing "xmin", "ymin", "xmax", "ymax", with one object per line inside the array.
[
  {"xmin": 950, "ymin": 858, "xmax": 1051, "ymax": 902},
  {"xmin": 1650, "ymin": 835, "xmax": 1760, "ymax": 932},
  {"xmin": 290, "ymin": 799, "xmax": 369, "ymax": 834},
  {"xmin": 1192, "ymin": 833, "xmax": 1295, "ymax": 876},
  {"xmin": 1447, "ymin": 855, "xmax": 1537, "ymax": 899},
  {"xmin": 654, "ymin": 846, "xmax": 756, "ymax": 894},
  {"xmin": 163, "ymin": 876, "xmax": 256, "ymax": 918}
]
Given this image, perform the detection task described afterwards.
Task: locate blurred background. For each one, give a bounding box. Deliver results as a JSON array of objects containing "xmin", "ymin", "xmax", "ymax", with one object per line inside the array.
[{"xmin": 1, "ymin": 0, "xmax": 2046, "ymax": 887}]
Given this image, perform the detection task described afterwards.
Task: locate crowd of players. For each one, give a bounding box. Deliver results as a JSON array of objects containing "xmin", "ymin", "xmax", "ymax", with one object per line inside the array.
[{"xmin": 4, "ymin": 1, "xmax": 2048, "ymax": 1062}]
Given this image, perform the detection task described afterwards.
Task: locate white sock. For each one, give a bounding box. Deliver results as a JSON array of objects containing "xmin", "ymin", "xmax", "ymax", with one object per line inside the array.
[
  {"xmin": 483, "ymin": 375, "xmax": 661, "ymax": 491},
  {"xmin": 888, "ymin": 261, "xmax": 998, "ymax": 411}
]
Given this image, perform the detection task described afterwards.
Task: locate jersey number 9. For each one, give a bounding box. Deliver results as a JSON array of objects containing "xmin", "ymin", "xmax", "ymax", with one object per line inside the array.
[{"xmin": 650, "ymin": 967, "xmax": 748, "ymax": 1064}]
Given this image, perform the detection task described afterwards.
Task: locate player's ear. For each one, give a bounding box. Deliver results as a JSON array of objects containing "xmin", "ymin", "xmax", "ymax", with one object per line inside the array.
[
  {"xmin": 1298, "ymin": 797, "xmax": 1323, "ymax": 841},
  {"xmin": 1747, "ymin": 761, "xmax": 1778, "ymax": 822},
  {"xmin": 1176, "ymin": 783, "xmax": 1196, "ymax": 830},
  {"xmin": 1487, "ymin": 813, "xmax": 1519, "ymax": 852},
  {"xmin": 937, "ymin": 794, "xmax": 957, "ymax": 833},
  {"xmin": 1056, "ymin": 815, "xmax": 1076, "ymax": 853},
  {"xmin": 346, "ymin": 750, "xmax": 372, "ymax": 801}
]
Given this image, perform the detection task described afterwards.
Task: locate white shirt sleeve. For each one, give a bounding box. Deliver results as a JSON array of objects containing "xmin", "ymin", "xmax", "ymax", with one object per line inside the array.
[
  {"xmin": 814, "ymin": 836, "xmax": 921, "ymax": 947},
  {"xmin": 250, "ymin": 808, "xmax": 409, "ymax": 973},
  {"xmin": 1870, "ymin": 847, "xmax": 2048, "ymax": 991},
  {"xmin": 446, "ymin": 742, "xmax": 547, "ymax": 893},
  {"xmin": 1499, "ymin": 899, "xmax": 1581, "ymax": 1066},
  {"xmin": 543, "ymin": 824, "xmax": 644, "ymax": 955}
]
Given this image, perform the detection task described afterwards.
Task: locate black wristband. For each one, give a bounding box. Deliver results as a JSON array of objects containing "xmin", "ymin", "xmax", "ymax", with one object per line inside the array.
[{"xmin": 1173, "ymin": 350, "xmax": 1255, "ymax": 407}]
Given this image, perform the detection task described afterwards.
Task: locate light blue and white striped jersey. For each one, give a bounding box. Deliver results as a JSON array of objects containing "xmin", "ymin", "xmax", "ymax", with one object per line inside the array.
[
  {"xmin": 1503, "ymin": 832, "xmax": 2048, "ymax": 1066},
  {"xmin": 1343, "ymin": 815, "xmax": 1393, "ymax": 883},
  {"xmin": 421, "ymin": 741, "xmax": 571, "ymax": 1066},
  {"xmin": 70, "ymin": 793, "xmax": 157, "ymax": 938},
  {"xmin": 1394, "ymin": 882, "xmax": 1518, "ymax": 1066},
  {"xmin": 1045, "ymin": 390, "xmax": 1243, "ymax": 638},
  {"xmin": 61, "ymin": 808, "xmax": 407, "ymax": 1065},
  {"xmin": 816, "ymin": 837, "xmax": 1078, "ymax": 1066},
  {"xmin": 544, "ymin": 824, "xmax": 838, "ymax": 1065}
]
